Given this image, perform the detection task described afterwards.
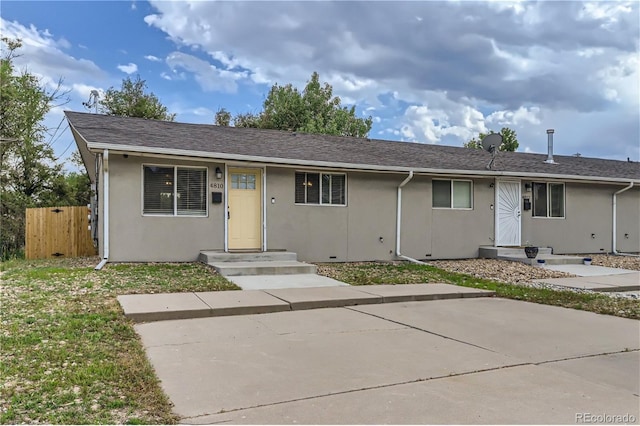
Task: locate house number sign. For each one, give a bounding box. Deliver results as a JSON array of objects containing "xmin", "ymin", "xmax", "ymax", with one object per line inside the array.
[{"xmin": 210, "ymin": 183, "xmax": 224, "ymax": 189}]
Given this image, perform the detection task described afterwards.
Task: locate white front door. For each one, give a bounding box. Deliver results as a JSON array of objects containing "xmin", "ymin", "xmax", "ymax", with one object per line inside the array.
[{"xmin": 495, "ymin": 180, "xmax": 521, "ymax": 246}]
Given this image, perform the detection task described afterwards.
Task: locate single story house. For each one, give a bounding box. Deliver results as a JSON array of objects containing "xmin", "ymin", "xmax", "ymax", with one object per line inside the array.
[{"xmin": 65, "ymin": 111, "xmax": 640, "ymax": 264}]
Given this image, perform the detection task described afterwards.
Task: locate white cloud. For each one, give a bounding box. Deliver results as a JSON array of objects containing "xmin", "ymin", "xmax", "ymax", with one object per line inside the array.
[
  {"xmin": 486, "ymin": 106, "xmax": 541, "ymax": 127},
  {"xmin": 144, "ymin": 55, "xmax": 162, "ymax": 62},
  {"xmin": 399, "ymin": 104, "xmax": 487, "ymax": 144},
  {"xmin": 165, "ymin": 51, "xmax": 246, "ymax": 92},
  {"xmin": 0, "ymin": 18, "xmax": 106, "ymax": 86},
  {"xmin": 191, "ymin": 107, "xmax": 214, "ymax": 116},
  {"xmin": 117, "ymin": 63, "xmax": 138, "ymax": 74}
]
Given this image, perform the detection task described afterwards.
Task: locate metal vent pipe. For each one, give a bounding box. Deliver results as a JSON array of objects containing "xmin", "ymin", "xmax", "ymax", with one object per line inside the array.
[{"xmin": 545, "ymin": 129, "xmax": 555, "ymax": 164}]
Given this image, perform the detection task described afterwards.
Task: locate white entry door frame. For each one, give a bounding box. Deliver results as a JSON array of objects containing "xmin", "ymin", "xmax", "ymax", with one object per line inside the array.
[{"xmin": 495, "ymin": 180, "xmax": 522, "ymax": 246}]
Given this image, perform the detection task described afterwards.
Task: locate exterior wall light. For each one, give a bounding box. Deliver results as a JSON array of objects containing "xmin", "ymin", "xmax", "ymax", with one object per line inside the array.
[{"xmin": 215, "ymin": 167, "xmax": 223, "ymax": 180}]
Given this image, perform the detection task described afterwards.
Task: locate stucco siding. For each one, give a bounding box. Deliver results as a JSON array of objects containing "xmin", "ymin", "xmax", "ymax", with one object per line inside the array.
[
  {"xmin": 96, "ymin": 157, "xmax": 639, "ymax": 262},
  {"xmin": 266, "ymin": 169, "xmax": 434, "ymax": 262},
  {"xmin": 430, "ymin": 178, "xmax": 494, "ymax": 259},
  {"xmin": 520, "ymin": 183, "xmax": 640, "ymax": 254},
  {"xmin": 399, "ymin": 176, "xmax": 432, "ymax": 260},
  {"xmin": 616, "ymin": 187, "xmax": 640, "ymax": 253},
  {"xmin": 106, "ymin": 156, "xmax": 225, "ymax": 262},
  {"xmin": 266, "ymin": 167, "xmax": 348, "ymax": 261}
]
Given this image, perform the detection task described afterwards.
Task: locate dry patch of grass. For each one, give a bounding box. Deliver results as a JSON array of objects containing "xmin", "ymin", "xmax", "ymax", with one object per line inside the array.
[{"xmin": 0, "ymin": 257, "xmax": 238, "ymax": 424}]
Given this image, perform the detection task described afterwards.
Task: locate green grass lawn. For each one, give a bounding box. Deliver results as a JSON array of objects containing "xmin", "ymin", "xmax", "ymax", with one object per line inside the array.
[
  {"xmin": 317, "ymin": 262, "xmax": 640, "ymax": 320},
  {"xmin": 0, "ymin": 257, "xmax": 238, "ymax": 424}
]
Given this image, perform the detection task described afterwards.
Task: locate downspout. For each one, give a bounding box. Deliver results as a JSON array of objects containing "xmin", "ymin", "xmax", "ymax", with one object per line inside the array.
[
  {"xmin": 95, "ymin": 149, "xmax": 110, "ymax": 270},
  {"xmin": 612, "ymin": 181, "xmax": 639, "ymax": 257},
  {"xmin": 396, "ymin": 171, "xmax": 427, "ymax": 264}
]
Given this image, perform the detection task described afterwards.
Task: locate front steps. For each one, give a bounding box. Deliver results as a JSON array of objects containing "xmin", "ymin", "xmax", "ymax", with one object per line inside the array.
[
  {"xmin": 199, "ymin": 251, "xmax": 316, "ymax": 277},
  {"xmin": 479, "ymin": 246, "xmax": 585, "ymax": 266}
]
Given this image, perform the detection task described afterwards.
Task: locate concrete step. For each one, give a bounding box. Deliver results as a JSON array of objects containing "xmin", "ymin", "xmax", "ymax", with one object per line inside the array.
[
  {"xmin": 211, "ymin": 260, "xmax": 317, "ymax": 277},
  {"xmin": 479, "ymin": 246, "xmax": 553, "ymax": 258},
  {"xmin": 199, "ymin": 251, "xmax": 297, "ymax": 263}
]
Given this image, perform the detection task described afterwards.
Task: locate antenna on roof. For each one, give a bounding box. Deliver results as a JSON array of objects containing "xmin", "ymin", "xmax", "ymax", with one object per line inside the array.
[
  {"xmin": 481, "ymin": 133, "xmax": 503, "ymax": 170},
  {"xmin": 82, "ymin": 90, "xmax": 100, "ymax": 114}
]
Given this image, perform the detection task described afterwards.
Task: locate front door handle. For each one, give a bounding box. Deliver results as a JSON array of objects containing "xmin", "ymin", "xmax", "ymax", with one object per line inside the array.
[{"xmin": 228, "ymin": 210, "xmax": 230, "ymax": 219}]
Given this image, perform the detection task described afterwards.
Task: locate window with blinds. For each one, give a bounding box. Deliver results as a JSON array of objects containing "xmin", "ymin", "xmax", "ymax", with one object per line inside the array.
[
  {"xmin": 143, "ymin": 165, "xmax": 207, "ymax": 216},
  {"xmin": 295, "ymin": 172, "xmax": 346, "ymax": 205},
  {"xmin": 432, "ymin": 179, "xmax": 472, "ymax": 209}
]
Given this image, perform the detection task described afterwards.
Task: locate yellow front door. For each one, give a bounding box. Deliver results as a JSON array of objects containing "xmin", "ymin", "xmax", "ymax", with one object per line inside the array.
[{"xmin": 228, "ymin": 168, "xmax": 262, "ymax": 250}]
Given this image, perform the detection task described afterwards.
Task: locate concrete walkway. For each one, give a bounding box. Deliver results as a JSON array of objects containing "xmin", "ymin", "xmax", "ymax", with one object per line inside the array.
[
  {"xmin": 535, "ymin": 269, "xmax": 640, "ymax": 292},
  {"xmin": 118, "ymin": 283, "xmax": 495, "ymax": 323},
  {"xmin": 134, "ymin": 298, "xmax": 640, "ymax": 424},
  {"xmin": 228, "ymin": 273, "xmax": 348, "ymax": 290}
]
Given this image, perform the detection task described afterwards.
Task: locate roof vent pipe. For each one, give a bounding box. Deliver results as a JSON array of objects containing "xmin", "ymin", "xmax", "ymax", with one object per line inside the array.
[{"xmin": 545, "ymin": 129, "xmax": 555, "ymax": 164}]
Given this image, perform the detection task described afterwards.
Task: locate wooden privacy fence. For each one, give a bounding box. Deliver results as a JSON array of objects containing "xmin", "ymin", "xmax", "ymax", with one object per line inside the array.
[{"xmin": 25, "ymin": 206, "xmax": 97, "ymax": 259}]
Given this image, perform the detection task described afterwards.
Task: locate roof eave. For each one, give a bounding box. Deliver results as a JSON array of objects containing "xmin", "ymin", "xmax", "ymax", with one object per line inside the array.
[{"xmin": 86, "ymin": 142, "xmax": 640, "ymax": 185}]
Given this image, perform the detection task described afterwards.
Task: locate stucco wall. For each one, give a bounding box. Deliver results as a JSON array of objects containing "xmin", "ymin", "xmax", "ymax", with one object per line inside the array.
[
  {"xmin": 429, "ymin": 178, "xmax": 495, "ymax": 259},
  {"xmin": 520, "ymin": 182, "xmax": 640, "ymax": 254},
  {"xmin": 615, "ymin": 187, "xmax": 640, "ymax": 253},
  {"xmin": 266, "ymin": 168, "xmax": 487, "ymax": 261},
  {"xmin": 97, "ymin": 157, "xmax": 639, "ymax": 262},
  {"xmin": 106, "ymin": 155, "xmax": 225, "ymax": 262},
  {"xmin": 266, "ymin": 169, "xmax": 407, "ymax": 261}
]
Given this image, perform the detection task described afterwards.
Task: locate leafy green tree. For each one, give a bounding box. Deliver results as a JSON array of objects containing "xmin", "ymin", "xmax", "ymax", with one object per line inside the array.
[
  {"xmin": 233, "ymin": 72, "xmax": 372, "ymax": 138},
  {"xmin": 214, "ymin": 108, "xmax": 231, "ymax": 126},
  {"xmin": 464, "ymin": 127, "xmax": 519, "ymax": 152},
  {"xmin": 0, "ymin": 37, "xmax": 69, "ymax": 258},
  {"xmin": 100, "ymin": 75, "xmax": 175, "ymax": 121},
  {"xmin": 233, "ymin": 112, "xmax": 261, "ymax": 128}
]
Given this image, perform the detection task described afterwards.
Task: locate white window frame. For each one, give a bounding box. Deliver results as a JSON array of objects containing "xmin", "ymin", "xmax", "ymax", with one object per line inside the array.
[
  {"xmin": 141, "ymin": 164, "xmax": 209, "ymax": 217},
  {"xmin": 532, "ymin": 182, "xmax": 565, "ymax": 219},
  {"xmin": 294, "ymin": 171, "xmax": 347, "ymax": 206},
  {"xmin": 432, "ymin": 179, "xmax": 473, "ymax": 210}
]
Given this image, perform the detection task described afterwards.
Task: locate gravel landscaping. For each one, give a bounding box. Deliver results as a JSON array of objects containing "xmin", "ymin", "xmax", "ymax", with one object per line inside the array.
[{"xmin": 429, "ymin": 254, "xmax": 640, "ymax": 299}]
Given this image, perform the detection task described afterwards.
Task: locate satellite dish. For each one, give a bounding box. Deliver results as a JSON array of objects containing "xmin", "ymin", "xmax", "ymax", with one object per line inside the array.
[
  {"xmin": 481, "ymin": 133, "xmax": 503, "ymax": 153},
  {"xmin": 481, "ymin": 133, "xmax": 503, "ymax": 170}
]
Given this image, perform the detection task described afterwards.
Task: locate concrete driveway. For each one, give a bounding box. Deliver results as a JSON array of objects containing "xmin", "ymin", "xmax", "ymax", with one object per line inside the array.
[{"xmin": 135, "ymin": 298, "xmax": 640, "ymax": 424}]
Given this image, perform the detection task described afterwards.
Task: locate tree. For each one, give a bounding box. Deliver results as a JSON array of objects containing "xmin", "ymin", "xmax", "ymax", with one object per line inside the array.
[
  {"xmin": 214, "ymin": 108, "xmax": 231, "ymax": 126},
  {"xmin": 100, "ymin": 75, "xmax": 175, "ymax": 121},
  {"xmin": 0, "ymin": 37, "xmax": 70, "ymax": 258},
  {"xmin": 464, "ymin": 127, "xmax": 519, "ymax": 152},
  {"xmin": 232, "ymin": 72, "xmax": 373, "ymax": 138}
]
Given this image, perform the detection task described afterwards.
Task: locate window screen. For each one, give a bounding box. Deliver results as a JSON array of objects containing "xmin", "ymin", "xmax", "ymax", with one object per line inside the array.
[
  {"xmin": 452, "ymin": 181, "xmax": 472, "ymax": 208},
  {"xmin": 432, "ymin": 180, "xmax": 451, "ymax": 208},
  {"xmin": 143, "ymin": 166, "xmax": 207, "ymax": 216},
  {"xmin": 295, "ymin": 172, "xmax": 346, "ymax": 205},
  {"xmin": 177, "ymin": 168, "xmax": 206, "ymax": 215},
  {"xmin": 533, "ymin": 182, "xmax": 564, "ymax": 218}
]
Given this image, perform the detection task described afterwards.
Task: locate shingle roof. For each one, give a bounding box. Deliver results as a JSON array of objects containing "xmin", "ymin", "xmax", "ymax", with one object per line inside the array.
[{"xmin": 65, "ymin": 111, "xmax": 640, "ymax": 182}]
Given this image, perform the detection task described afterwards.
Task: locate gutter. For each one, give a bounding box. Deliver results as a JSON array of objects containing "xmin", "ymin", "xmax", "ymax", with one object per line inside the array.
[
  {"xmin": 612, "ymin": 182, "xmax": 639, "ymax": 257},
  {"xmin": 86, "ymin": 143, "xmax": 640, "ymax": 185},
  {"xmin": 396, "ymin": 171, "xmax": 427, "ymax": 265},
  {"xmin": 95, "ymin": 149, "xmax": 110, "ymax": 270}
]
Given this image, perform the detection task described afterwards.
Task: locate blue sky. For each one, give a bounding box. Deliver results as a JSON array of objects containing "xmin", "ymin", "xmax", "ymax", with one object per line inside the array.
[{"xmin": 2, "ymin": 0, "xmax": 639, "ymax": 169}]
